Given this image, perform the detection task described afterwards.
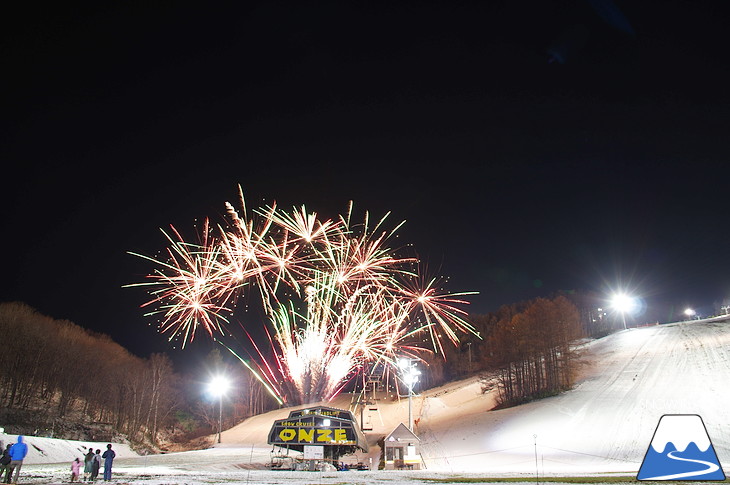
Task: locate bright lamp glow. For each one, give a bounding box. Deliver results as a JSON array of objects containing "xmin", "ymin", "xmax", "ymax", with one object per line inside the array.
[
  {"xmin": 610, "ymin": 292, "xmax": 638, "ymax": 330},
  {"xmin": 208, "ymin": 375, "xmax": 230, "ymax": 397},
  {"xmin": 399, "ymin": 359, "xmax": 421, "ymax": 386},
  {"xmin": 404, "ymin": 370, "xmax": 421, "ymax": 385},
  {"xmin": 397, "ymin": 357, "xmax": 422, "ymax": 432},
  {"xmin": 208, "ymin": 375, "xmax": 230, "ymax": 444},
  {"xmin": 684, "ymin": 308, "xmax": 695, "ymax": 317},
  {"xmin": 611, "ymin": 293, "xmax": 636, "ymax": 314}
]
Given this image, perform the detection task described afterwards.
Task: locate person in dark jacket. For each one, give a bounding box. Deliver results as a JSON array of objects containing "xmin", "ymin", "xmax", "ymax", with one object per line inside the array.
[
  {"xmin": 83, "ymin": 448, "xmax": 95, "ymax": 481},
  {"xmin": 101, "ymin": 444, "xmax": 115, "ymax": 481},
  {"xmin": 0, "ymin": 445, "xmax": 11, "ymax": 483},
  {"xmin": 5, "ymin": 436, "xmax": 28, "ymax": 484},
  {"xmin": 91, "ymin": 449, "xmax": 101, "ymax": 481}
]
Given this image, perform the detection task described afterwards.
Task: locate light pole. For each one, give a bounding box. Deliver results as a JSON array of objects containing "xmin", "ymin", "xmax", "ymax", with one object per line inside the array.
[
  {"xmin": 208, "ymin": 375, "xmax": 230, "ymax": 444},
  {"xmin": 611, "ymin": 293, "xmax": 636, "ymax": 330},
  {"xmin": 398, "ymin": 358, "xmax": 421, "ymax": 432}
]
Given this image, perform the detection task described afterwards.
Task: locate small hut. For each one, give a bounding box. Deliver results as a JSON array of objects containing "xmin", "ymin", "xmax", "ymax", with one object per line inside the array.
[{"xmin": 383, "ymin": 423, "xmax": 421, "ymax": 470}]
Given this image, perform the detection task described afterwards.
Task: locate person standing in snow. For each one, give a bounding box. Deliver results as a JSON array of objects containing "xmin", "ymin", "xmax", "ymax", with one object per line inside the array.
[
  {"xmin": 5, "ymin": 435, "xmax": 28, "ymax": 484},
  {"xmin": 0, "ymin": 444, "xmax": 11, "ymax": 483},
  {"xmin": 101, "ymin": 444, "xmax": 115, "ymax": 481},
  {"xmin": 83, "ymin": 448, "xmax": 95, "ymax": 481},
  {"xmin": 91, "ymin": 449, "xmax": 101, "ymax": 481},
  {"xmin": 70, "ymin": 458, "xmax": 82, "ymax": 482}
]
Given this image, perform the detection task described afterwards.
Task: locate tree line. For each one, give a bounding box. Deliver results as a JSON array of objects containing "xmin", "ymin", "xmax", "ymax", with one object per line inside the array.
[
  {"xmin": 486, "ymin": 295, "xmax": 583, "ymax": 407},
  {"xmin": 420, "ymin": 294, "xmax": 585, "ymax": 408},
  {"xmin": 1, "ymin": 292, "xmax": 595, "ymax": 438},
  {"xmin": 0, "ymin": 302, "xmax": 276, "ymax": 446}
]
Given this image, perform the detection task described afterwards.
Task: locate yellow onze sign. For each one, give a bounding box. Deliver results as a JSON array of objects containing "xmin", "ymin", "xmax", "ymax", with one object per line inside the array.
[{"xmin": 278, "ymin": 428, "xmax": 349, "ymax": 443}]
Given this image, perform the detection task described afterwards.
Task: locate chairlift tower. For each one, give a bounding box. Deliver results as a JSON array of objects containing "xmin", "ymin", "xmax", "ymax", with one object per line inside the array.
[{"xmin": 350, "ymin": 364, "xmax": 385, "ymax": 431}]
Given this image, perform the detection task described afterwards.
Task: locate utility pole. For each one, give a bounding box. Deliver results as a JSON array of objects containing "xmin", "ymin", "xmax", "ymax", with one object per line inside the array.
[{"xmin": 398, "ymin": 358, "xmax": 421, "ymax": 432}]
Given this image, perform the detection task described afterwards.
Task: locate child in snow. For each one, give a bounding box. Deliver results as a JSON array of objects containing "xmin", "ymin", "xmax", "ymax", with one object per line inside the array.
[{"xmin": 70, "ymin": 458, "xmax": 81, "ymax": 482}]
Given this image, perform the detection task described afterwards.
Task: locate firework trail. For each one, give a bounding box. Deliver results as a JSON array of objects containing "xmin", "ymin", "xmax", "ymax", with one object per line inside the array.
[{"xmin": 129, "ymin": 186, "xmax": 477, "ymax": 404}]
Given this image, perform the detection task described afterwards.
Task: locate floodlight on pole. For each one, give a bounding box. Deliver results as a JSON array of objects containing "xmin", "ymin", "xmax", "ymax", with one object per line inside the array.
[
  {"xmin": 611, "ymin": 293, "xmax": 636, "ymax": 330},
  {"xmin": 398, "ymin": 358, "xmax": 421, "ymax": 432},
  {"xmin": 208, "ymin": 375, "xmax": 230, "ymax": 444},
  {"xmin": 684, "ymin": 308, "xmax": 696, "ymax": 319}
]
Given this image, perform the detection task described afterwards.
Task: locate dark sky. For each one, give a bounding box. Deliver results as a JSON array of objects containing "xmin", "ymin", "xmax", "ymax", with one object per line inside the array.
[{"xmin": 3, "ymin": 1, "xmax": 730, "ymax": 361}]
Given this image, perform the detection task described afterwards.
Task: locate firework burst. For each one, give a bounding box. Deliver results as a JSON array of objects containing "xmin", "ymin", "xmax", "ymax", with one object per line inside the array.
[{"xmin": 129, "ymin": 186, "xmax": 478, "ymax": 404}]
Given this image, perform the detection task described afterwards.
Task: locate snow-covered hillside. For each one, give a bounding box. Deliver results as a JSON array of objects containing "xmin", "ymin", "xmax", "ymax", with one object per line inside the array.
[
  {"xmin": 10, "ymin": 318, "xmax": 730, "ymax": 483},
  {"xmin": 414, "ymin": 319, "xmax": 730, "ymax": 473},
  {"xmin": 221, "ymin": 318, "xmax": 730, "ymax": 474}
]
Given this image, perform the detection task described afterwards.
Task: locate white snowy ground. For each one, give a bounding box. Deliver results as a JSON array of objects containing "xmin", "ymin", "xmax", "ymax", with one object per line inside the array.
[{"xmin": 5, "ymin": 317, "xmax": 730, "ymax": 484}]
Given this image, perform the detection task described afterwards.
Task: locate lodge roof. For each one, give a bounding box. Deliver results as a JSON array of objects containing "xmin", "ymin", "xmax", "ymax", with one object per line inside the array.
[{"xmin": 385, "ymin": 423, "xmax": 420, "ymax": 442}]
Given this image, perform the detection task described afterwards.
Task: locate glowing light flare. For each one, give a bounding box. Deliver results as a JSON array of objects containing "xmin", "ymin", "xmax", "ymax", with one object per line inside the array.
[
  {"xmin": 611, "ymin": 293, "xmax": 637, "ymax": 314},
  {"xmin": 208, "ymin": 375, "xmax": 230, "ymax": 397}
]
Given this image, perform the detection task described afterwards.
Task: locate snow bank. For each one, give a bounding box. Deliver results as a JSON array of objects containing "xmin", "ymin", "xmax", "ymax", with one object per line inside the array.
[{"xmin": 0, "ymin": 434, "xmax": 138, "ymax": 465}]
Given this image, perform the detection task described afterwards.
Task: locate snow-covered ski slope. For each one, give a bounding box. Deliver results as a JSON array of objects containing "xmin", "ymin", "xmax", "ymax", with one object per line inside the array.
[
  {"xmin": 222, "ymin": 318, "xmax": 730, "ymax": 474},
  {"xmin": 419, "ymin": 319, "xmax": 730, "ymax": 473},
  {"xmin": 9, "ymin": 318, "xmax": 730, "ymax": 479}
]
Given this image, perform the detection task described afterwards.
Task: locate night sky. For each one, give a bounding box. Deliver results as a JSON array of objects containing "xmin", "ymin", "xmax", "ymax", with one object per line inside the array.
[{"xmin": 3, "ymin": 1, "xmax": 730, "ymax": 363}]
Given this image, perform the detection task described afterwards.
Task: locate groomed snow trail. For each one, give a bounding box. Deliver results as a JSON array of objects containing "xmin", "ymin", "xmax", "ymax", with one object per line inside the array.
[{"xmin": 416, "ymin": 320, "xmax": 730, "ymax": 473}]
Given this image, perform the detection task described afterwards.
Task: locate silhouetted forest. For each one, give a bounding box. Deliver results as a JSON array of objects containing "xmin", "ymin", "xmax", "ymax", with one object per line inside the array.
[{"xmin": 0, "ymin": 302, "xmax": 276, "ymax": 447}]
